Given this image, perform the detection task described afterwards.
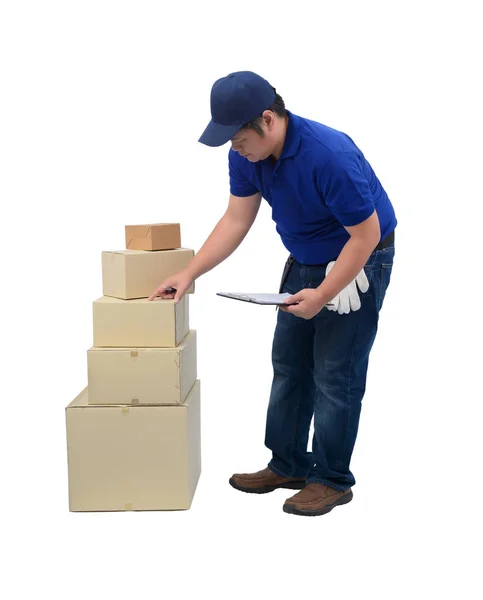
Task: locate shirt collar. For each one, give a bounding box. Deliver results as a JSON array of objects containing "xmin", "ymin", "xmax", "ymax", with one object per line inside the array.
[{"xmin": 279, "ymin": 110, "xmax": 302, "ymax": 160}]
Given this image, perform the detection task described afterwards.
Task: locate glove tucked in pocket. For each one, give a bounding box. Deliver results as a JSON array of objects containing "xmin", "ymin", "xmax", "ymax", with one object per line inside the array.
[{"xmin": 325, "ymin": 261, "xmax": 369, "ymax": 314}]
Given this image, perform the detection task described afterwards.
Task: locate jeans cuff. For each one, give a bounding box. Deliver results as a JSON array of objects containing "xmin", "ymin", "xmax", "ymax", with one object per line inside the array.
[
  {"xmin": 267, "ymin": 462, "xmax": 290, "ymax": 478},
  {"xmin": 269, "ymin": 461, "xmax": 307, "ymax": 479},
  {"xmin": 305, "ymin": 477, "xmax": 349, "ymax": 491}
]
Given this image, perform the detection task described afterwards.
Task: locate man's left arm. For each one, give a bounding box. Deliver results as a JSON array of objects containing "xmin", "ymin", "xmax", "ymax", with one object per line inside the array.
[
  {"xmin": 281, "ymin": 151, "xmax": 381, "ymax": 318},
  {"xmin": 315, "ymin": 210, "xmax": 380, "ymax": 307}
]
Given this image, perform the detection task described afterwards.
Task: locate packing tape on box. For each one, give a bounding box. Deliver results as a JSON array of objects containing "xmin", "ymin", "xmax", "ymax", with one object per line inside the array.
[
  {"xmin": 131, "ymin": 351, "xmax": 138, "ymax": 358},
  {"xmin": 122, "ymin": 407, "xmax": 129, "ymax": 415},
  {"xmin": 125, "ymin": 503, "xmax": 133, "ymax": 510}
]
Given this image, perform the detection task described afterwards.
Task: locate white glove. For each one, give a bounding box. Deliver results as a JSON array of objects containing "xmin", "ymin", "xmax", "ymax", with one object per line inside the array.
[{"xmin": 325, "ymin": 261, "xmax": 369, "ymax": 314}]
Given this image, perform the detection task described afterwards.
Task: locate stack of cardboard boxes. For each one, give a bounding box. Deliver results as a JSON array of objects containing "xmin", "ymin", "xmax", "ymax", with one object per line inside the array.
[{"xmin": 65, "ymin": 223, "xmax": 201, "ymax": 512}]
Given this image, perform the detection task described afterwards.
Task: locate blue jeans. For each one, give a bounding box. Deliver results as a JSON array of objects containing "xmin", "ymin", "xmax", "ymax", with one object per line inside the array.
[{"xmin": 265, "ymin": 243, "xmax": 395, "ymax": 490}]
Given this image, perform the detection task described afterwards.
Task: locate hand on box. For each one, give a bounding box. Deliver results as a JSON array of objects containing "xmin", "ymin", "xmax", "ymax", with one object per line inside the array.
[{"xmin": 148, "ymin": 269, "xmax": 193, "ymax": 303}]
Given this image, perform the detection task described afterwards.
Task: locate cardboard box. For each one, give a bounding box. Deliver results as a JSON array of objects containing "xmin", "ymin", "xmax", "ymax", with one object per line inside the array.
[
  {"xmin": 102, "ymin": 247, "xmax": 194, "ymax": 300},
  {"xmin": 93, "ymin": 295, "xmax": 189, "ymax": 348},
  {"xmin": 65, "ymin": 380, "xmax": 201, "ymax": 511},
  {"xmin": 87, "ymin": 330, "xmax": 197, "ymax": 405},
  {"xmin": 125, "ymin": 223, "xmax": 181, "ymax": 251}
]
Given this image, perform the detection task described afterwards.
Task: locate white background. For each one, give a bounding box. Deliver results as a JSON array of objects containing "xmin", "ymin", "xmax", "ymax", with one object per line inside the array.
[{"xmin": 1, "ymin": 1, "xmax": 482, "ymax": 598}]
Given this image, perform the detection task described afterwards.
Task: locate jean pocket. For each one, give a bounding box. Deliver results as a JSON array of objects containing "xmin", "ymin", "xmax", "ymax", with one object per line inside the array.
[
  {"xmin": 378, "ymin": 244, "xmax": 395, "ymax": 264},
  {"xmin": 378, "ymin": 264, "xmax": 393, "ymax": 309}
]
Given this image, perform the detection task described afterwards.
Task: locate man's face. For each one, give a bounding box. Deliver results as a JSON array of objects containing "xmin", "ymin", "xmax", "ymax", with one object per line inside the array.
[{"xmin": 230, "ymin": 122, "xmax": 274, "ymax": 162}]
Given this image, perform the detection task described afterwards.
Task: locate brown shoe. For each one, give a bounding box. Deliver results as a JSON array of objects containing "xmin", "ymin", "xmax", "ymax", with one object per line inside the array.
[
  {"xmin": 229, "ymin": 466, "xmax": 306, "ymax": 494},
  {"xmin": 283, "ymin": 483, "xmax": 353, "ymax": 516}
]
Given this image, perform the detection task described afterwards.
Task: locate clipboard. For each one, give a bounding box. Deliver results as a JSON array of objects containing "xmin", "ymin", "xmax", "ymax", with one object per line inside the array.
[
  {"xmin": 216, "ymin": 292, "xmax": 298, "ymax": 305},
  {"xmin": 216, "ymin": 291, "xmax": 335, "ymax": 308}
]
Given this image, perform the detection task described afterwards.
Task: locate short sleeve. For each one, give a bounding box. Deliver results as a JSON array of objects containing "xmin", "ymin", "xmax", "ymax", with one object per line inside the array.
[
  {"xmin": 228, "ymin": 149, "xmax": 259, "ymax": 197},
  {"xmin": 317, "ymin": 152, "xmax": 375, "ymax": 226}
]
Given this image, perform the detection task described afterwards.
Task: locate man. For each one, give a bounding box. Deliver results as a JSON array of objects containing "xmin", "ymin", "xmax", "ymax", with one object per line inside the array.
[{"xmin": 149, "ymin": 71, "xmax": 397, "ymax": 517}]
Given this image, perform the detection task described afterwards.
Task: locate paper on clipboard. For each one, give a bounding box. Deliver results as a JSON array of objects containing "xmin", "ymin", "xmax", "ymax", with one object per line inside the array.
[
  {"xmin": 216, "ymin": 292, "xmax": 297, "ymax": 305},
  {"xmin": 216, "ymin": 291, "xmax": 336, "ymax": 308}
]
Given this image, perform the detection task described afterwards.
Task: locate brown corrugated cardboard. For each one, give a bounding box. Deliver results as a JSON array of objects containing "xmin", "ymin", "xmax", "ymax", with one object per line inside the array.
[
  {"xmin": 125, "ymin": 223, "xmax": 181, "ymax": 251},
  {"xmin": 102, "ymin": 247, "xmax": 194, "ymax": 300},
  {"xmin": 65, "ymin": 380, "xmax": 201, "ymax": 511},
  {"xmin": 93, "ymin": 295, "xmax": 189, "ymax": 348},
  {"xmin": 87, "ymin": 330, "xmax": 197, "ymax": 405}
]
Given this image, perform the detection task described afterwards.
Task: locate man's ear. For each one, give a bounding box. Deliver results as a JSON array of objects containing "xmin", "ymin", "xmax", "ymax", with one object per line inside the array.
[{"xmin": 262, "ymin": 110, "xmax": 274, "ymax": 130}]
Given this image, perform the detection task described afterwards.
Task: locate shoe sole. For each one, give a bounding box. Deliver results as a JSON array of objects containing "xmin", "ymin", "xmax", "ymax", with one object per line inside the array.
[
  {"xmin": 283, "ymin": 490, "xmax": 353, "ymax": 516},
  {"xmin": 229, "ymin": 477, "xmax": 306, "ymax": 494}
]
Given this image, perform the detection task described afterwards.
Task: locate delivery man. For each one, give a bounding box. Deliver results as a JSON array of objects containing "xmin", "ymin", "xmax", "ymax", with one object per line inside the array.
[{"xmin": 149, "ymin": 71, "xmax": 397, "ymax": 517}]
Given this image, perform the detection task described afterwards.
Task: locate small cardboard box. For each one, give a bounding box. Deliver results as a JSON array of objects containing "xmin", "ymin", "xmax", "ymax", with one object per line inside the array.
[
  {"xmin": 102, "ymin": 247, "xmax": 194, "ymax": 300},
  {"xmin": 93, "ymin": 295, "xmax": 189, "ymax": 348},
  {"xmin": 87, "ymin": 330, "xmax": 197, "ymax": 405},
  {"xmin": 125, "ymin": 223, "xmax": 181, "ymax": 251},
  {"xmin": 65, "ymin": 380, "xmax": 201, "ymax": 511}
]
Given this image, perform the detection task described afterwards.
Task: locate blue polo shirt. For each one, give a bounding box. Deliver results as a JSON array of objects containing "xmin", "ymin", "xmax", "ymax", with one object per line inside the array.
[{"xmin": 228, "ymin": 110, "xmax": 397, "ymax": 264}]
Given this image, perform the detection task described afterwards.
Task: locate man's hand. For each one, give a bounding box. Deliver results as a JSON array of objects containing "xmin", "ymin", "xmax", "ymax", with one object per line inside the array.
[
  {"xmin": 148, "ymin": 269, "xmax": 194, "ymax": 303},
  {"xmin": 279, "ymin": 288, "xmax": 326, "ymax": 320}
]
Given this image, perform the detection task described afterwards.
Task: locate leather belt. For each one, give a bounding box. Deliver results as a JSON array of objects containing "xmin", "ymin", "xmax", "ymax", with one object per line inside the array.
[
  {"xmin": 278, "ymin": 229, "xmax": 395, "ymax": 293},
  {"xmin": 374, "ymin": 229, "xmax": 394, "ymax": 251}
]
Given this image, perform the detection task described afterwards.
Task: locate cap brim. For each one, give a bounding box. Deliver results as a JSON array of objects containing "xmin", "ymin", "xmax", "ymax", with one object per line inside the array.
[{"xmin": 198, "ymin": 120, "xmax": 242, "ymax": 147}]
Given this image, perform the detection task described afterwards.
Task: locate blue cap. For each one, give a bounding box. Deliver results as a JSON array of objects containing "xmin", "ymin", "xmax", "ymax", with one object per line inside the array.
[{"xmin": 198, "ymin": 71, "xmax": 276, "ymax": 147}]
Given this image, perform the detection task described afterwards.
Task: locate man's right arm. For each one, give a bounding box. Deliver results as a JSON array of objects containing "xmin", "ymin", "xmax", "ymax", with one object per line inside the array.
[
  {"xmin": 148, "ymin": 191, "xmax": 262, "ymax": 301},
  {"xmin": 184, "ymin": 191, "xmax": 262, "ymax": 279}
]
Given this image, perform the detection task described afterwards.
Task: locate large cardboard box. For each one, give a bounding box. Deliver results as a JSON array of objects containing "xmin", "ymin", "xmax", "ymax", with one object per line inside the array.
[
  {"xmin": 65, "ymin": 380, "xmax": 201, "ymax": 511},
  {"xmin": 125, "ymin": 223, "xmax": 181, "ymax": 251},
  {"xmin": 93, "ymin": 295, "xmax": 189, "ymax": 348},
  {"xmin": 102, "ymin": 247, "xmax": 194, "ymax": 300},
  {"xmin": 87, "ymin": 330, "xmax": 197, "ymax": 405}
]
